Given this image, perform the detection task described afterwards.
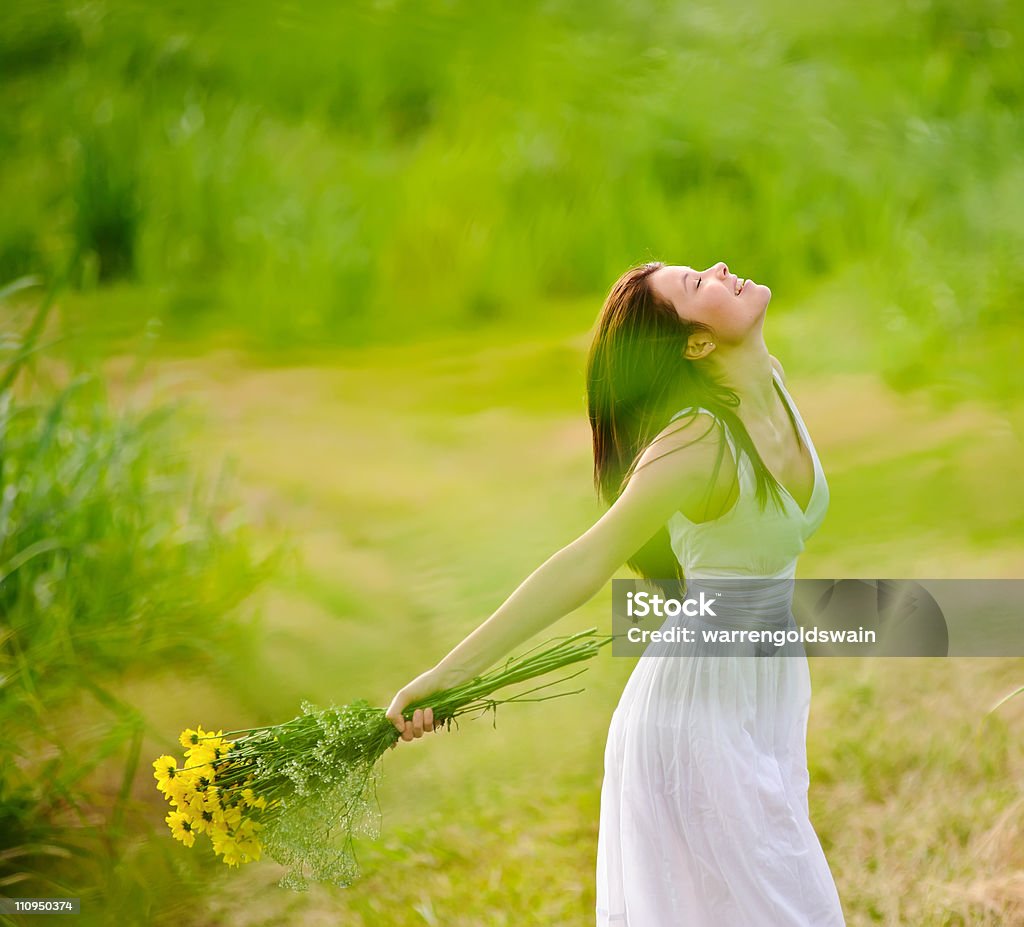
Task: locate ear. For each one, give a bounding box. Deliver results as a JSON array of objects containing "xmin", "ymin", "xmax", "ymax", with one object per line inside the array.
[{"xmin": 683, "ymin": 335, "xmax": 716, "ymax": 361}]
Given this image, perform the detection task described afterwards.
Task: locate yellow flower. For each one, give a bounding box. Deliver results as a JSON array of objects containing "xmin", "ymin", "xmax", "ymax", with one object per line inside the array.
[
  {"xmin": 205, "ymin": 805, "xmax": 234, "ymax": 833},
  {"xmin": 184, "ymin": 743, "xmax": 218, "ymax": 769},
  {"xmin": 191, "ymin": 771, "xmax": 216, "ymax": 794},
  {"xmin": 206, "ymin": 819, "xmax": 229, "ymax": 841},
  {"xmin": 179, "ymin": 726, "xmax": 230, "ymax": 758},
  {"xmin": 238, "ymin": 837, "xmax": 263, "ymax": 864},
  {"xmin": 192, "ymin": 806, "xmax": 218, "ymax": 835},
  {"xmin": 175, "ymin": 789, "xmax": 208, "ymax": 819},
  {"xmin": 204, "ymin": 786, "xmax": 223, "ymax": 812},
  {"xmin": 178, "ymin": 726, "xmax": 206, "ymax": 750},
  {"xmin": 152, "ymin": 755, "xmax": 181, "ymax": 797},
  {"xmin": 176, "ymin": 766, "xmax": 220, "ymax": 794},
  {"xmin": 221, "ymin": 804, "xmax": 243, "ymax": 829},
  {"xmin": 211, "ymin": 830, "xmax": 242, "ymax": 867},
  {"xmin": 165, "ymin": 768, "xmax": 198, "ymax": 806},
  {"xmin": 241, "ymin": 788, "xmax": 268, "ymax": 810},
  {"xmin": 165, "ymin": 810, "xmax": 197, "ymax": 848},
  {"xmin": 236, "ymin": 818, "xmax": 262, "ymax": 839},
  {"xmin": 230, "ymin": 817, "xmax": 264, "ymax": 863},
  {"xmin": 203, "ymin": 729, "xmax": 226, "ymax": 747},
  {"xmin": 222, "ymin": 819, "xmax": 262, "ymax": 864}
]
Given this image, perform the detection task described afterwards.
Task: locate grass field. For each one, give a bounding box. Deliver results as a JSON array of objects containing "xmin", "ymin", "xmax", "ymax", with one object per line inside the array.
[
  {"xmin": 3, "ymin": 0, "xmax": 1023, "ymax": 922},
  {"xmin": 3, "ymin": 0, "xmax": 1023, "ymax": 397},
  {"xmin": 47, "ymin": 314, "xmax": 1015, "ymax": 927}
]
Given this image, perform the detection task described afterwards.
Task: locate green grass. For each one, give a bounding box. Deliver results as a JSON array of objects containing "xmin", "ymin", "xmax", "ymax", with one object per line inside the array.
[
  {"xmin": 22, "ymin": 325, "xmax": 1013, "ymax": 927},
  {"xmin": 2, "ymin": 1, "xmax": 1023, "ymax": 922},
  {"xmin": 1, "ymin": 0, "xmax": 1022, "ymax": 399},
  {"xmin": 0, "ymin": 294, "xmax": 280, "ymax": 920}
]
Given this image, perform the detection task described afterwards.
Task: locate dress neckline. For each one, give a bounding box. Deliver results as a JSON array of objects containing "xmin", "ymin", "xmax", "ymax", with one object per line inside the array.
[{"xmin": 667, "ymin": 369, "xmax": 823, "ymax": 522}]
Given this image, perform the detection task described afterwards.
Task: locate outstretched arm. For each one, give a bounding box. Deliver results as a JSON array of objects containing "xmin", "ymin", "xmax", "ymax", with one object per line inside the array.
[{"xmin": 385, "ymin": 413, "xmax": 720, "ymax": 740}]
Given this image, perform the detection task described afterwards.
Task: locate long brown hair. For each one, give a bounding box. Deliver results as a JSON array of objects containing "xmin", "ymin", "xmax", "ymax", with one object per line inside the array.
[{"xmin": 585, "ymin": 261, "xmax": 786, "ymax": 593}]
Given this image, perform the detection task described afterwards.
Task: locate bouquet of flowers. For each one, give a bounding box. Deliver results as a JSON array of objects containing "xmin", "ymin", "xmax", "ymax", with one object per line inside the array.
[{"xmin": 152, "ymin": 627, "xmax": 611, "ymax": 890}]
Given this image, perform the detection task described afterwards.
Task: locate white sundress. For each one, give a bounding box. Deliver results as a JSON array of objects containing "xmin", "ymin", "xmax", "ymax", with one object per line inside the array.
[{"xmin": 595, "ymin": 369, "xmax": 846, "ymax": 926}]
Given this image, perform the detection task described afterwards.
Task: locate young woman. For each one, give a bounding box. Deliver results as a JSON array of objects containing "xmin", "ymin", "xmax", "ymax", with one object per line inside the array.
[{"xmin": 386, "ymin": 260, "xmax": 846, "ymax": 926}]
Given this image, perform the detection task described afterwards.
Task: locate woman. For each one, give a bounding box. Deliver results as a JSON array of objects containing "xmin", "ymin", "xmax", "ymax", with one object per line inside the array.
[{"xmin": 386, "ymin": 260, "xmax": 846, "ymax": 926}]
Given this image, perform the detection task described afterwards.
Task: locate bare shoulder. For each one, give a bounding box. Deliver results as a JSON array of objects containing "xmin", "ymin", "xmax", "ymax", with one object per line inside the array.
[
  {"xmin": 645, "ymin": 409, "xmax": 722, "ymax": 461},
  {"xmin": 572, "ymin": 410, "xmax": 733, "ymax": 582},
  {"xmin": 632, "ymin": 409, "xmax": 739, "ymax": 523},
  {"xmin": 769, "ymin": 354, "xmax": 785, "ymax": 381}
]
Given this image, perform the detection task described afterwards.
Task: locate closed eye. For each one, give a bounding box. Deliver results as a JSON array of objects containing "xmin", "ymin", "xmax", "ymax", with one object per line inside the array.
[{"xmin": 696, "ymin": 276, "xmax": 701, "ymax": 290}]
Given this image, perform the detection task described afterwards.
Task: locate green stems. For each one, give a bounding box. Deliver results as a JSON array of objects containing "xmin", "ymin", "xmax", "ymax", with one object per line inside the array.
[{"xmin": 401, "ymin": 627, "xmax": 613, "ymax": 727}]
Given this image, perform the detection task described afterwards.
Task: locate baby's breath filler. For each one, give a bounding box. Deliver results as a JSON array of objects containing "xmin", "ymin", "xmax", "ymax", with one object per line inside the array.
[{"xmin": 153, "ymin": 627, "xmax": 612, "ymax": 890}]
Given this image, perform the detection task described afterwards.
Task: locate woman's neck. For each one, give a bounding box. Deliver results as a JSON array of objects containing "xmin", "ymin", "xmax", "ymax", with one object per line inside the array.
[{"xmin": 707, "ymin": 343, "xmax": 777, "ymax": 416}]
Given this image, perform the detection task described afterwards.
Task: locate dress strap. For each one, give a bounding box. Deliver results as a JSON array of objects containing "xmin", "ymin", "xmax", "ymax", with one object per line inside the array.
[
  {"xmin": 667, "ymin": 406, "xmax": 751, "ymax": 495},
  {"xmin": 668, "ymin": 405, "xmax": 736, "ymax": 452}
]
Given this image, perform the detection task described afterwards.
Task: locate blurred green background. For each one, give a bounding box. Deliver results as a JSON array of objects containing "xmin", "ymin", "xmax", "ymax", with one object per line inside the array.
[{"xmin": 1, "ymin": 0, "xmax": 1022, "ymax": 925}]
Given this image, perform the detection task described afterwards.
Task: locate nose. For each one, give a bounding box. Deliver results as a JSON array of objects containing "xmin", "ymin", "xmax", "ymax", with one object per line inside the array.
[{"xmin": 709, "ymin": 261, "xmax": 728, "ymax": 278}]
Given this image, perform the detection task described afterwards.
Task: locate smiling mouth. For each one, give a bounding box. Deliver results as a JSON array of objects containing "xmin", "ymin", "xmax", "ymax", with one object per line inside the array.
[{"xmin": 734, "ymin": 278, "xmax": 746, "ymax": 295}]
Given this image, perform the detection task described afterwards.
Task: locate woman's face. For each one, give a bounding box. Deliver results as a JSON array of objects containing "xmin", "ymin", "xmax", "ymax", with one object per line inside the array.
[{"xmin": 648, "ymin": 262, "xmax": 771, "ymax": 345}]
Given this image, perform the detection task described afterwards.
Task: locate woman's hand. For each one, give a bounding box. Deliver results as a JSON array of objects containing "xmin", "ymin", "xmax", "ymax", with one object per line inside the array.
[{"xmin": 385, "ymin": 668, "xmax": 447, "ymax": 746}]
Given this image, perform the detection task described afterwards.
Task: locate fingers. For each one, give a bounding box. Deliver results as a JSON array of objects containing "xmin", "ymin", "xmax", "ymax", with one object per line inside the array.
[
  {"xmin": 401, "ymin": 708, "xmax": 423, "ymax": 740},
  {"xmin": 388, "ymin": 706, "xmax": 439, "ymax": 747}
]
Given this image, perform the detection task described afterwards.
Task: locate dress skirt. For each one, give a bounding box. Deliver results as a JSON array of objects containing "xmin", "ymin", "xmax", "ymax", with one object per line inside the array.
[{"xmin": 595, "ymin": 604, "xmax": 846, "ymax": 926}]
